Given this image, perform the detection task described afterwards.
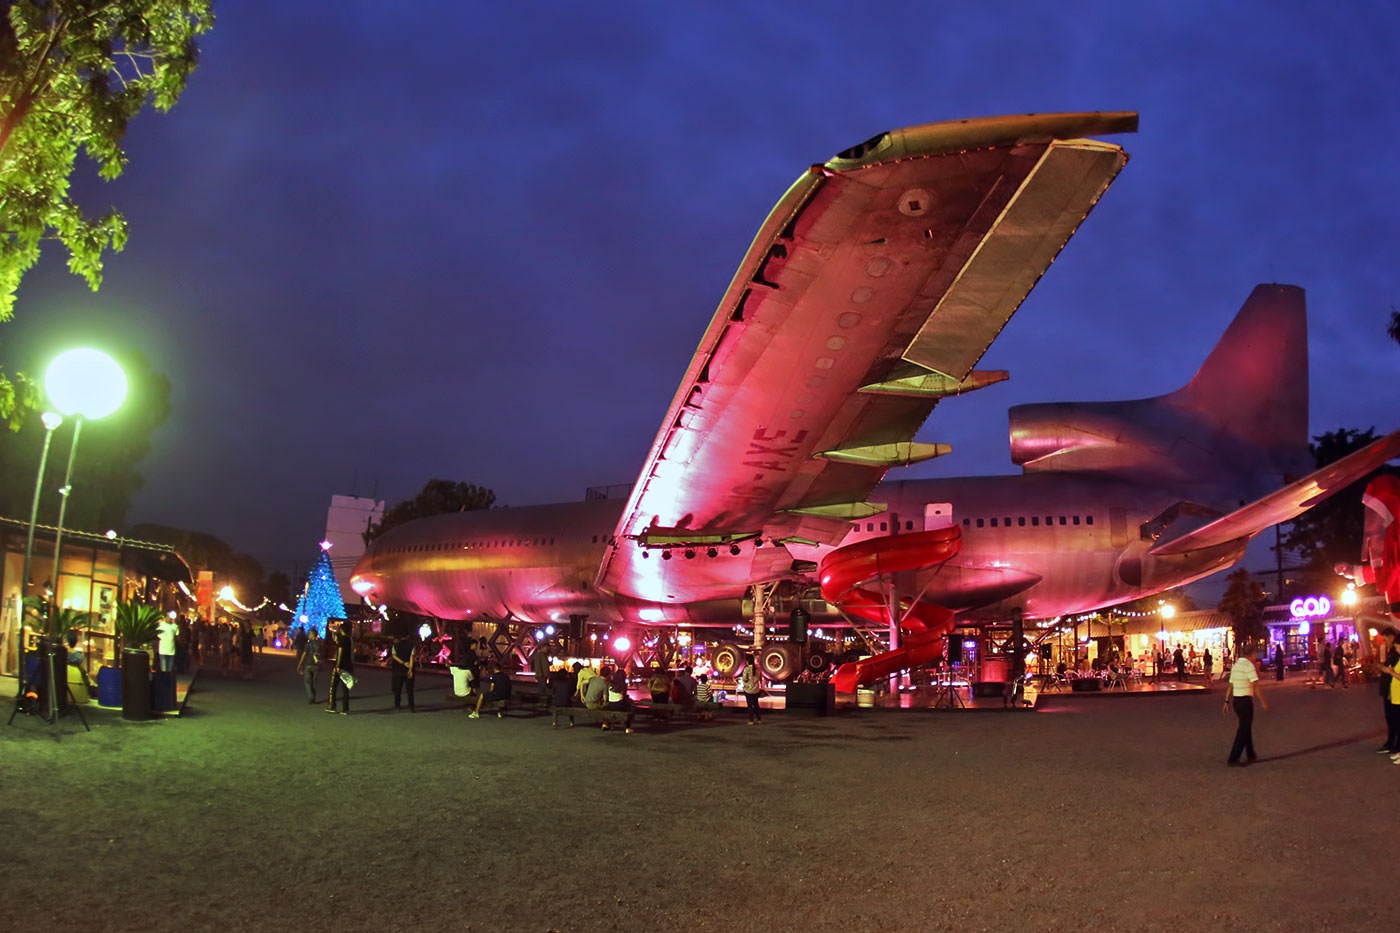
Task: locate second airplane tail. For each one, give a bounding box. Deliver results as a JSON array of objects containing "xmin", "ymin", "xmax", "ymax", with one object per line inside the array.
[
  {"xmin": 1009, "ymin": 283, "xmax": 1312, "ymax": 489},
  {"xmin": 1162, "ymin": 283, "xmax": 1310, "ymax": 482}
]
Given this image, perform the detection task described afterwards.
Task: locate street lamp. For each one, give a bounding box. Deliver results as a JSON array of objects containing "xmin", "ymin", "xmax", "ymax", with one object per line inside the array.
[
  {"xmin": 44, "ymin": 348, "xmax": 128, "ymax": 626},
  {"xmin": 11, "ymin": 411, "xmax": 62, "ymax": 679},
  {"xmin": 21, "ymin": 411, "xmax": 63, "ymax": 602}
]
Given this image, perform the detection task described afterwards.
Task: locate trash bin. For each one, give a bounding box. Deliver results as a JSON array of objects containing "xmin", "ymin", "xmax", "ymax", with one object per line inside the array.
[{"xmin": 122, "ymin": 649, "xmax": 151, "ymax": 721}]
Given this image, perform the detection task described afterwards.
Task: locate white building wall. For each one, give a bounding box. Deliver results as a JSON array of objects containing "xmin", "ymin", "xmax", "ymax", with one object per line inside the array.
[{"xmin": 324, "ymin": 495, "xmax": 384, "ymax": 605}]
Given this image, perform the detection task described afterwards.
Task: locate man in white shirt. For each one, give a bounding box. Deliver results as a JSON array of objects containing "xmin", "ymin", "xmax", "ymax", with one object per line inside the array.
[
  {"xmin": 1224, "ymin": 643, "xmax": 1269, "ymax": 766},
  {"xmin": 156, "ymin": 614, "xmax": 180, "ymax": 673}
]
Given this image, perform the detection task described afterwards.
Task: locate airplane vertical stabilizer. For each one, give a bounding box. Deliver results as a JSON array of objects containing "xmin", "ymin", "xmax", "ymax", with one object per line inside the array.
[
  {"xmin": 1164, "ymin": 283, "xmax": 1310, "ymax": 481},
  {"xmin": 1009, "ymin": 284, "xmax": 1312, "ymax": 489}
]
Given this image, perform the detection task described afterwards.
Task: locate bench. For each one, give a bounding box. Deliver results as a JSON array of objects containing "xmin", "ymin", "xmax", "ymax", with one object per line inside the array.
[
  {"xmin": 470, "ymin": 695, "xmax": 530, "ymax": 718},
  {"xmin": 550, "ymin": 705, "xmax": 634, "ymax": 733},
  {"xmin": 636, "ymin": 701, "xmax": 717, "ymax": 722}
]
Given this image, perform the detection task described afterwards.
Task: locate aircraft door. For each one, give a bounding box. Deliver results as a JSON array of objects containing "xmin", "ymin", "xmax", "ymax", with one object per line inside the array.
[
  {"xmin": 924, "ymin": 502, "xmax": 954, "ymax": 531},
  {"xmin": 1110, "ymin": 508, "xmax": 1128, "ymax": 548}
]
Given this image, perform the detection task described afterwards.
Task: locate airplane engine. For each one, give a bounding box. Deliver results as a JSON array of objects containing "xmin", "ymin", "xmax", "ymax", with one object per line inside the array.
[{"xmin": 1007, "ymin": 400, "xmax": 1169, "ymax": 473}]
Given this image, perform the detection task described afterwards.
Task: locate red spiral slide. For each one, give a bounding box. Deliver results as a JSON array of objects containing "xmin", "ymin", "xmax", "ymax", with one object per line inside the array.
[{"xmin": 820, "ymin": 525, "xmax": 962, "ymax": 693}]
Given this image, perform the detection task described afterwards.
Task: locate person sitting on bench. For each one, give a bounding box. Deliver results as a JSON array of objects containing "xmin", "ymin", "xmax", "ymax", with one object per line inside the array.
[
  {"xmin": 582, "ymin": 666, "xmax": 610, "ymax": 710},
  {"xmin": 695, "ymin": 673, "xmax": 715, "ymax": 706},
  {"xmin": 470, "ymin": 663, "xmax": 512, "ymax": 719}
]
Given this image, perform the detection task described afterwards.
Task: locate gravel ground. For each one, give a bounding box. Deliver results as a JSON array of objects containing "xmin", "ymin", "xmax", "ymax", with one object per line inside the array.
[{"xmin": 0, "ymin": 658, "xmax": 1389, "ymax": 932}]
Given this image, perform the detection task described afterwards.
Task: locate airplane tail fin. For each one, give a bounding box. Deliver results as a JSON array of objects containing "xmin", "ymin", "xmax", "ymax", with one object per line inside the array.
[
  {"xmin": 1010, "ymin": 284, "xmax": 1312, "ymax": 487},
  {"xmin": 1163, "ymin": 283, "xmax": 1310, "ymax": 481}
]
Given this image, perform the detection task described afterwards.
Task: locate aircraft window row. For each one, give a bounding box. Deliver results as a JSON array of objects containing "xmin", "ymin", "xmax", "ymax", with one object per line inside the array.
[
  {"xmin": 963, "ymin": 514, "xmax": 1094, "ymax": 529},
  {"xmin": 861, "ymin": 521, "xmax": 916, "ymax": 532},
  {"xmin": 384, "ymin": 537, "xmax": 556, "ymax": 554}
]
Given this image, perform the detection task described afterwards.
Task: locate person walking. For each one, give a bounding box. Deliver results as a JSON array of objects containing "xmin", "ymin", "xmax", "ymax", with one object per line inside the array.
[
  {"xmin": 1224, "ymin": 643, "xmax": 1268, "ymax": 767},
  {"xmin": 156, "ymin": 613, "xmax": 179, "ymax": 674},
  {"xmin": 297, "ymin": 626, "xmax": 321, "ymax": 704},
  {"xmin": 739, "ymin": 657, "xmax": 763, "ymax": 725},
  {"xmin": 325, "ymin": 619, "xmax": 354, "ymax": 715},
  {"xmin": 390, "ymin": 629, "xmax": 417, "ymax": 712},
  {"xmin": 1376, "ymin": 629, "xmax": 1400, "ymax": 756}
]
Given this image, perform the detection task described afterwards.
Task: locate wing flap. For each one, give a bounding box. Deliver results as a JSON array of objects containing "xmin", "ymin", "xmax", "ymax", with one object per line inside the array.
[
  {"xmin": 903, "ymin": 140, "xmax": 1131, "ymax": 377},
  {"xmin": 1149, "ymin": 430, "xmax": 1400, "ymax": 556}
]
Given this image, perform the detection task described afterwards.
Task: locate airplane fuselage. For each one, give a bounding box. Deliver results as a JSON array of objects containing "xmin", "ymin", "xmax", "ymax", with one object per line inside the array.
[{"xmin": 351, "ymin": 471, "xmax": 1244, "ymax": 628}]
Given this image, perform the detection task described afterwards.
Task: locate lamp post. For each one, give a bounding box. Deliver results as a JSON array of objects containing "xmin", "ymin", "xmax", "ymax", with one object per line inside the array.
[
  {"xmin": 10, "ymin": 411, "xmax": 62, "ymax": 679},
  {"xmin": 43, "ymin": 348, "xmax": 128, "ymax": 632},
  {"xmin": 20, "ymin": 412, "xmax": 63, "ymax": 603}
]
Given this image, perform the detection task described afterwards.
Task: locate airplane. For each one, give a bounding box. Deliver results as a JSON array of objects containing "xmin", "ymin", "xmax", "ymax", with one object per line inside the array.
[{"xmin": 349, "ymin": 111, "xmax": 1400, "ymax": 690}]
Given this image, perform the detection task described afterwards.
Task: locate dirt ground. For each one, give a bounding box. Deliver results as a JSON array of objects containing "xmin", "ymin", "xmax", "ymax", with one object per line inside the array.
[{"xmin": 0, "ymin": 656, "xmax": 1390, "ymax": 932}]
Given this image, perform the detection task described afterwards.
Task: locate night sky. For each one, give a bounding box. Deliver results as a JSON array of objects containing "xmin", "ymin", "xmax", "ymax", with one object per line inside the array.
[{"xmin": 4, "ymin": 3, "xmax": 1398, "ymax": 577}]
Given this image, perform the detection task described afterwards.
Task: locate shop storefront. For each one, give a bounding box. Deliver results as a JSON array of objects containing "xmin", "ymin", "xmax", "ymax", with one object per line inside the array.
[
  {"xmin": 1263, "ymin": 594, "xmax": 1362, "ymax": 669},
  {"xmin": 1032, "ymin": 609, "xmax": 1231, "ymax": 676},
  {"xmin": 0, "ymin": 518, "xmax": 192, "ymax": 676}
]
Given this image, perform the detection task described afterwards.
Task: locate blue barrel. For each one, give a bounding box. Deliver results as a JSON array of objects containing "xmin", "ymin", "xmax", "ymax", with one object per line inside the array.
[
  {"xmin": 151, "ymin": 670, "xmax": 177, "ymax": 711},
  {"xmin": 97, "ymin": 665, "xmax": 122, "ymax": 707}
]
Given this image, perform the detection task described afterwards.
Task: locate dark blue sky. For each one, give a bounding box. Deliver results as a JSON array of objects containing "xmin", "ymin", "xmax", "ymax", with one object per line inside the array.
[{"xmin": 6, "ymin": 2, "xmax": 1399, "ymax": 575}]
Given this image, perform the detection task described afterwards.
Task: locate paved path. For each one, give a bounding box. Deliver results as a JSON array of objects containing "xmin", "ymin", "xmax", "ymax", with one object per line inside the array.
[{"xmin": 0, "ymin": 658, "xmax": 1389, "ymax": 931}]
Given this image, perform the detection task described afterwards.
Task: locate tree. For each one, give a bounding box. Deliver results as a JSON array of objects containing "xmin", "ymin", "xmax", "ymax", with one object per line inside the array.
[
  {"xmin": 1276, "ymin": 428, "xmax": 1383, "ymax": 593},
  {"xmin": 0, "ymin": 345, "xmax": 170, "ymax": 529},
  {"xmin": 0, "ymin": 2, "xmax": 214, "ymax": 422},
  {"xmin": 366, "ymin": 479, "xmax": 496, "ymax": 541},
  {"xmin": 1389, "ymin": 307, "xmax": 1400, "ymax": 346},
  {"xmin": 1218, "ymin": 567, "xmax": 1268, "ymax": 650},
  {"xmin": 125, "ymin": 523, "xmax": 264, "ymax": 598},
  {"xmin": 291, "ymin": 547, "xmax": 345, "ymax": 637},
  {"xmin": 263, "ymin": 570, "xmax": 292, "ymax": 610}
]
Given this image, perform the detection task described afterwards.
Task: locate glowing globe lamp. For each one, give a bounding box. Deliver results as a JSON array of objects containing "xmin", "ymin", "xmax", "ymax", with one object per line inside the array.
[{"xmin": 45, "ymin": 348, "xmax": 128, "ymax": 419}]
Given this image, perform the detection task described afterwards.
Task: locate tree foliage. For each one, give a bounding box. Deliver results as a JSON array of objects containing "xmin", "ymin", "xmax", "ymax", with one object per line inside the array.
[
  {"xmin": 0, "ymin": 343, "xmax": 170, "ymax": 529},
  {"xmin": 367, "ymin": 479, "xmax": 497, "ymax": 541},
  {"xmin": 1276, "ymin": 428, "xmax": 1384, "ymax": 592},
  {"xmin": 0, "ymin": 1, "xmax": 213, "ymax": 422},
  {"xmin": 1218, "ymin": 566, "xmax": 1268, "ymax": 649},
  {"xmin": 126, "ymin": 522, "xmax": 266, "ymax": 598},
  {"xmin": 1389, "ymin": 306, "xmax": 1400, "ymax": 346}
]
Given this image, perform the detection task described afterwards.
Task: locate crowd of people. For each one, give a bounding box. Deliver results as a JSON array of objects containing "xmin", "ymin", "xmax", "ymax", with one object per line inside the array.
[
  {"xmin": 154, "ymin": 615, "xmax": 275, "ymax": 677},
  {"xmin": 285, "ymin": 623, "xmax": 772, "ymax": 724}
]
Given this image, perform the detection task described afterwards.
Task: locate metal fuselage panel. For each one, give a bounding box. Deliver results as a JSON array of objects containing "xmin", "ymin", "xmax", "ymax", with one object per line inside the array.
[
  {"xmin": 354, "ymin": 499, "xmax": 622, "ymax": 623},
  {"xmin": 351, "ymin": 471, "xmax": 1244, "ymax": 627},
  {"xmin": 866, "ymin": 475, "xmax": 1244, "ymax": 622}
]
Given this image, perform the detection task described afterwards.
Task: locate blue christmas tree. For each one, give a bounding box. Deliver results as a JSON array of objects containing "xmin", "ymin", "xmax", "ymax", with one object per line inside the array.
[{"xmin": 292, "ymin": 544, "xmax": 346, "ymax": 636}]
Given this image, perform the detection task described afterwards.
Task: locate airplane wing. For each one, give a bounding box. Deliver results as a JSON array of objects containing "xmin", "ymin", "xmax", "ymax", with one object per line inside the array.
[
  {"xmin": 596, "ymin": 112, "xmax": 1137, "ymax": 604},
  {"xmin": 1149, "ymin": 430, "xmax": 1400, "ymax": 557}
]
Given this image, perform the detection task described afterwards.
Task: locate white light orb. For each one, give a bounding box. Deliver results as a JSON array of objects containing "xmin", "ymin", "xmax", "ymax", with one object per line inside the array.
[{"xmin": 45, "ymin": 348, "xmax": 128, "ymax": 419}]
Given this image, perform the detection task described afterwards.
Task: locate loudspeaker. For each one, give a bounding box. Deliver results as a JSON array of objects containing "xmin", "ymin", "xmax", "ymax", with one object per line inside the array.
[
  {"xmin": 1039, "ymin": 643, "xmax": 1054, "ymax": 659},
  {"xmin": 947, "ymin": 634, "xmax": 964, "ymax": 660},
  {"xmin": 789, "ymin": 607, "xmax": 809, "ymax": 644}
]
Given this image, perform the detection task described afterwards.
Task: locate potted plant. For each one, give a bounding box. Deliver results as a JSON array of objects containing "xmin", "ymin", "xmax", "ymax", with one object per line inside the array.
[{"xmin": 114, "ymin": 600, "xmax": 162, "ymax": 720}]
